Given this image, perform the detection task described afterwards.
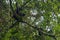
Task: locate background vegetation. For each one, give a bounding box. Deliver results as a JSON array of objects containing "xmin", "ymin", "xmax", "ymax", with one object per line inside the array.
[{"xmin": 0, "ymin": 0, "xmax": 60, "ymax": 40}]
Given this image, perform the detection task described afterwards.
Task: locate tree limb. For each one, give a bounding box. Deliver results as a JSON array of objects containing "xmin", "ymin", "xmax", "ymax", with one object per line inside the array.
[
  {"xmin": 21, "ymin": 21, "xmax": 57, "ymax": 40},
  {"xmin": 9, "ymin": 0, "xmax": 14, "ymax": 12}
]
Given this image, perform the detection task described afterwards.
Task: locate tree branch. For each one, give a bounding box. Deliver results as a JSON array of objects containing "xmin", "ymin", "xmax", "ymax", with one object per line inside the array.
[
  {"xmin": 8, "ymin": 20, "xmax": 57, "ymax": 40},
  {"xmin": 18, "ymin": 0, "xmax": 32, "ymax": 10},
  {"xmin": 9, "ymin": 20, "xmax": 19, "ymax": 29},
  {"xmin": 21, "ymin": 0, "xmax": 31, "ymax": 8},
  {"xmin": 9, "ymin": 0, "xmax": 14, "ymax": 12},
  {"xmin": 21, "ymin": 21, "xmax": 57, "ymax": 40}
]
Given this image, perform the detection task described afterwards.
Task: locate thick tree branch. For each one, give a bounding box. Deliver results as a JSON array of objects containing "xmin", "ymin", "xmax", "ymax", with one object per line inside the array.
[{"xmin": 8, "ymin": 19, "xmax": 56, "ymax": 40}]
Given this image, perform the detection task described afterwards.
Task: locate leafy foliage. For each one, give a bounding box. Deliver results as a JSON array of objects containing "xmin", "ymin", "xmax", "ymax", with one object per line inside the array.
[{"xmin": 0, "ymin": 0, "xmax": 60, "ymax": 40}]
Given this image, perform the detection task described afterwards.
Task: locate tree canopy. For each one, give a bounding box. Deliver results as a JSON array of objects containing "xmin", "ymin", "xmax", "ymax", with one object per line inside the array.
[{"xmin": 0, "ymin": 0, "xmax": 60, "ymax": 40}]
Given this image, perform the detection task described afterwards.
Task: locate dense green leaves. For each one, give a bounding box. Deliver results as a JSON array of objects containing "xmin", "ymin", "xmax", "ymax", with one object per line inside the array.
[{"xmin": 0, "ymin": 0, "xmax": 60, "ymax": 40}]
